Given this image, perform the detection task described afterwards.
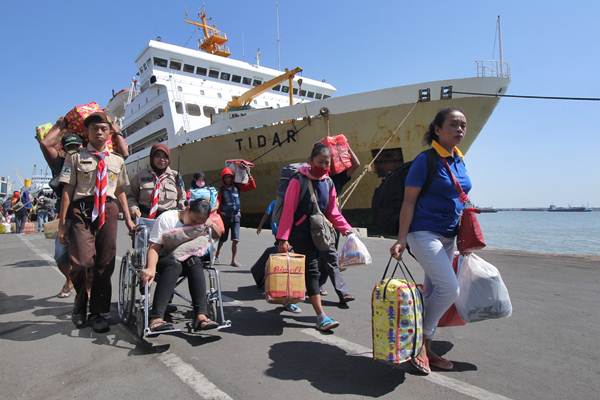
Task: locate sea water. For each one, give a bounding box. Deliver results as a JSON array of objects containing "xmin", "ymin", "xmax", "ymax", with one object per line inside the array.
[{"xmin": 478, "ymin": 211, "xmax": 600, "ymax": 256}]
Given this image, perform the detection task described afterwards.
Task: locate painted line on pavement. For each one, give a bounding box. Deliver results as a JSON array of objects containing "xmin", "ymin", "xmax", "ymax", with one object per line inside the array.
[
  {"xmin": 17, "ymin": 234, "xmax": 237, "ymax": 400},
  {"xmin": 301, "ymin": 328, "xmax": 515, "ymax": 400}
]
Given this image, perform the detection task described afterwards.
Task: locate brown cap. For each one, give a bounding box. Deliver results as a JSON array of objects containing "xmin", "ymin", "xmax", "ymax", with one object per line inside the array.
[
  {"xmin": 150, "ymin": 143, "xmax": 170, "ymax": 159},
  {"xmin": 83, "ymin": 111, "xmax": 110, "ymax": 127}
]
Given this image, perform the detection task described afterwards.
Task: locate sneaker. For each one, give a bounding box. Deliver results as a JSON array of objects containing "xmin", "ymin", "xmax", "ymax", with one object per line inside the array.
[
  {"xmin": 89, "ymin": 314, "xmax": 110, "ymax": 333},
  {"xmin": 214, "ymin": 256, "xmax": 220, "ymax": 265},
  {"xmin": 284, "ymin": 304, "xmax": 302, "ymax": 313},
  {"xmin": 319, "ymin": 289, "xmax": 328, "ymax": 296},
  {"xmin": 317, "ymin": 316, "xmax": 339, "ymax": 332}
]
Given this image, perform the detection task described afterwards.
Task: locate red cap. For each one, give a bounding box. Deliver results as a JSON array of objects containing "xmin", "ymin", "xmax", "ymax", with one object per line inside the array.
[
  {"xmin": 150, "ymin": 143, "xmax": 170, "ymax": 159},
  {"xmin": 220, "ymin": 167, "xmax": 234, "ymax": 178}
]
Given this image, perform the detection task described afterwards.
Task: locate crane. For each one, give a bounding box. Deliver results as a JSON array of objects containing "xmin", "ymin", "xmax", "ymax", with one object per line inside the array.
[{"xmin": 226, "ymin": 67, "xmax": 303, "ymax": 112}]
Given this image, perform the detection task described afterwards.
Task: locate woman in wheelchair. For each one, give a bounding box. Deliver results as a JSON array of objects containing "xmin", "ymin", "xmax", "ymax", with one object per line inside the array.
[{"xmin": 141, "ymin": 199, "xmax": 220, "ymax": 332}]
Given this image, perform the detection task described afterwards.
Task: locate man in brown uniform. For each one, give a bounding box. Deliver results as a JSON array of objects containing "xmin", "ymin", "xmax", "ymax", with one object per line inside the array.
[
  {"xmin": 127, "ymin": 143, "xmax": 185, "ymax": 219},
  {"xmin": 58, "ymin": 111, "xmax": 135, "ymax": 333}
]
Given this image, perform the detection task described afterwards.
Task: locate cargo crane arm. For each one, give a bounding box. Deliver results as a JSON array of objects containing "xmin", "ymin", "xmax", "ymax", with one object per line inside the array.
[{"xmin": 226, "ymin": 67, "xmax": 302, "ymax": 111}]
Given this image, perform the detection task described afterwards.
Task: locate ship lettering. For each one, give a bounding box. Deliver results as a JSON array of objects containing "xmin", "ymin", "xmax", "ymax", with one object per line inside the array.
[{"xmin": 234, "ymin": 129, "xmax": 299, "ymax": 151}]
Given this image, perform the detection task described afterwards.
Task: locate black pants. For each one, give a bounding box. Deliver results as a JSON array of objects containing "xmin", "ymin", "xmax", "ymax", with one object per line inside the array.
[
  {"xmin": 318, "ymin": 246, "xmax": 350, "ymax": 299},
  {"xmin": 288, "ymin": 228, "xmax": 320, "ymax": 297},
  {"xmin": 150, "ymin": 255, "xmax": 208, "ymax": 319}
]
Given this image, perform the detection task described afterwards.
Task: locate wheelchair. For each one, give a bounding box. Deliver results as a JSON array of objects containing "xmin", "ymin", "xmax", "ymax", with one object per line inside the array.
[{"xmin": 118, "ymin": 217, "xmax": 231, "ymax": 338}]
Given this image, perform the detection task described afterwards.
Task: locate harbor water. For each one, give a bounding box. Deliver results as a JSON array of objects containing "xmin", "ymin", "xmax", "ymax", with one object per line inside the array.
[{"xmin": 478, "ymin": 211, "xmax": 600, "ymax": 256}]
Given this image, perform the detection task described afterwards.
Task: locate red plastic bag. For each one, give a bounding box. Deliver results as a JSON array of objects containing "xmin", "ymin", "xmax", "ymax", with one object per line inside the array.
[
  {"xmin": 320, "ymin": 134, "xmax": 352, "ymax": 175},
  {"xmin": 437, "ymin": 255, "xmax": 466, "ymax": 327},
  {"xmin": 457, "ymin": 208, "xmax": 486, "ymax": 253}
]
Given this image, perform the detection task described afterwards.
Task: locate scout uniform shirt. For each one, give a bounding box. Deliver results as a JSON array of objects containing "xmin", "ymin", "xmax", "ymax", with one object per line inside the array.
[
  {"xmin": 59, "ymin": 144, "xmax": 129, "ymax": 201},
  {"xmin": 127, "ymin": 166, "xmax": 185, "ymax": 216}
]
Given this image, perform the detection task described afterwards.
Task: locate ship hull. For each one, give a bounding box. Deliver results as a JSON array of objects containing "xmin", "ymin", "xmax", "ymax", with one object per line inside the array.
[{"xmin": 125, "ymin": 76, "xmax": 508, "ymax": 226}]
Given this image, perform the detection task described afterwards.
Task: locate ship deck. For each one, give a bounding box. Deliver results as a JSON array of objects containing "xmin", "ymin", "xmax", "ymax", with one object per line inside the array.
[{"xmin": 1, "ymin": 226, "xmax": 598, "ymax": 400}]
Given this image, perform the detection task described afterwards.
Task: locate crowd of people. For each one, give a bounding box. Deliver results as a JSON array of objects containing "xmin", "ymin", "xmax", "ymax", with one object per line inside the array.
[{"xmin": 18, "ymin": 105, "xmax": 471, "ymax": 376}]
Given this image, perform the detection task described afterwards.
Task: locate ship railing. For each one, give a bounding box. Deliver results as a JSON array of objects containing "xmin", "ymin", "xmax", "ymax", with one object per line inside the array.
[{"xmin": 475, "ymin": 60, "xmax": 511, "ymax": 78}]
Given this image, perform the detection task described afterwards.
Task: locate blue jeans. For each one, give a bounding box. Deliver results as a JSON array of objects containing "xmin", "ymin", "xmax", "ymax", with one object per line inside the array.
[
  {"xmin": 407, "ymin": 231, "xmax": 459, "ymax": 338},
  {"xmin": 37, "ymin": 211, "xmax": 48, "ymax": 231}
]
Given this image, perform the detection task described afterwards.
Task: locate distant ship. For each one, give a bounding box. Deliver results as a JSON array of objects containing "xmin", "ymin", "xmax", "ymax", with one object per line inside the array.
[
  {"xmin": 107, "ymin": 10, "xmax": 510, "ymax": 224},
  {"xmin": 548, "ymin": 205, "xmax": 592, "ymax": 212}
]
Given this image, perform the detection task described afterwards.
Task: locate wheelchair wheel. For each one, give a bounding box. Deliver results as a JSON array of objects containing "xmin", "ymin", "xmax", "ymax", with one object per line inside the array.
[
  {"xmin": 117, "ymin": 254, "xmax": 136, "ymax": 323},
  {"xmin": 207, "ymin": 290, "xmax": 219, "ymax": 323},
  {"xmin": 135, "ymin": 307, "xmax": 145, "ymax": 338}
]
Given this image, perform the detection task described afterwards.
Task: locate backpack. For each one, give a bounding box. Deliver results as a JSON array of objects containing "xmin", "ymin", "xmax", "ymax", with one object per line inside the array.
[
  {"xmin": 271, "ymin": 163, "xmax": 332, "ymax": 232},
  {"xmin": 371, "ymin": 148, "xmax": 438, "ymax": 236}
]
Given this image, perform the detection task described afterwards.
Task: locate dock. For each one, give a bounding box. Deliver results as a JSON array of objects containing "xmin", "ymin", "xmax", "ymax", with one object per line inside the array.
[{"xmin": 1, "ymin": 225, "xmax": 599, "ymax": 400}]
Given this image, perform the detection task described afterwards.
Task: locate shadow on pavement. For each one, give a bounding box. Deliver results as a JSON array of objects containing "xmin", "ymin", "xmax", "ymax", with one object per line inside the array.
[
  {"xmin": 224, "ymin": 305, "xmax": 313, "ymax": 336},
  {"xmin": 222, "ymin": 284, "xmax": 265, "ymax": 301},
  {"xmin": 267, "ymin": 341, "xmax": 405, "ymax": 396},
  {"xmin": 5, "ymin": 260, "xmax": 50, "ymax": 268},
  {"xmin": 0, "ymin": 291, "xmax": 69, "ymax": 315},
  {"xmin": 430, "ymin": 340, "xmax": 478, "ymax": 372}
]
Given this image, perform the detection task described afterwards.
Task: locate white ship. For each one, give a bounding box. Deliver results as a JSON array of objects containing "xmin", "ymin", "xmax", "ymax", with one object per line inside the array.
[{"xmin": 108, "ymin": 11, "xmax": 510, "ymax": 225}]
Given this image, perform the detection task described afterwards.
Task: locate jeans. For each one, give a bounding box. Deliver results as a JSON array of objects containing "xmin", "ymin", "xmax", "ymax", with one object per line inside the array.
[
  {"xmin": 318, "ymin": 246, "xmax": 350, "ymax": 299},
  {"xmin": 37, "ymin": 211, "xmax": 48, "ymax": 231},
  {"xmin": 407, "ymin": 231, "xmax": 459, "ymax": 338},
  {"xmin": 15, "ymin": 209, "xmax": 28, "ymax": 233}
]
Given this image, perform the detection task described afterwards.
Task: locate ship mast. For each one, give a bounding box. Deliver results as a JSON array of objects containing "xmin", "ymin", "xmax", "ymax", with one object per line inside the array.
[
  {"xmin": 185, "ymin": 10, "xmax": 231, "ymax": 57},
  {"xmin": 497, "ymin": 15, "xmax": 504, "ymax": 77}
]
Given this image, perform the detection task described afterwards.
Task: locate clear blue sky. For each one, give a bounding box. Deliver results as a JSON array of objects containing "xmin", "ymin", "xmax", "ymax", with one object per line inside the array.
[{"xmin": 1, "ymin": 1, "xmax": 598, "ymax": 207}]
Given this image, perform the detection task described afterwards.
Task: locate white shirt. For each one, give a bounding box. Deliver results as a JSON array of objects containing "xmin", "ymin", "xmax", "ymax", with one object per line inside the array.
[{"xmin": 149, "ymin": 210, "xmax": 184, "ymax": 245}]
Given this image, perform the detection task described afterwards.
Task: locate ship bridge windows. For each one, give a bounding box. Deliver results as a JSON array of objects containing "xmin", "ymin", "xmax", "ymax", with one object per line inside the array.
[
  {"xmin": 169, "ymin": 60, "xmax": 182, "ymax": 71},
  {"xmin": 281, "ymin": 86, "xmax": 289, "ymax": 93},
  {"xmin": 220, "ymin": 72, "xmax": 231, "ymax": 81},
  {"xmin": 150, "ymin": 75, "xmax": 157, "ymax": 84},
  {"xmin": 242, "ymin": 77, "xmax": 252, "ymax": 85},
  {"xmin": 203, "ymin": 106, "xmax": 216, "ymax": 118},
  {"xmin": 307, "ymin": 91, "xmax": 315, "ymax": 98},
  {"xmin": 196, "ymin": 66, "xmax": 207, "ymax": 76},
  {"xmin": 130, "ymin": 128, "xmax": 168, "ymax": 155},
  {"xmin": 315, "ymin": 93, "xmax": 322, "ymax": 100},
  {"xmin": 252, "ymin": 79, "xmax": 262, "ymax": 86},
  {"xmin": 208, "ymin": 69, "xmax": 220, "ymax": 78},
  {"xmin": 186, "ymin": 103, "xmax": 202, "ymax": 116},
  {"xmin": 293, "ymin": 88, "xmax": 298, "ymax": 95},
  {"xmin": 123, "ymin": 106, "xmax": 165, "ymax": 137},
  {"xmin": 183, "ymin": 64, "xmax": 195, "ymax": 73},
  {"xmin": 300, "ymin": 89, "xmax": 307, "ymax": 97},
  {"xmin": 175, "ymin": 102, "xmax": 184, "ymax": 114},
  {"xmin": 231, "ymin": 74, "xmax": 242, "ymax": 83},
  {"xmin": 323, "ymin": 95, "xmax": 331, "ymax": 99},
  {"xmin": 272, "ymin": 85, "xmax": 281, "ymax": 91},
  {"xmin": 153, "ymin": 57, "xmax": 168, "ymax": 67}
]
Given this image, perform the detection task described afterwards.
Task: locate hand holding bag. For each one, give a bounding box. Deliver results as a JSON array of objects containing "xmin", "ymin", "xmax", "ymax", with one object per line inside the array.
[{"xmin": 442, "ymin": 159, "xmax": 486, "ymax": 253}]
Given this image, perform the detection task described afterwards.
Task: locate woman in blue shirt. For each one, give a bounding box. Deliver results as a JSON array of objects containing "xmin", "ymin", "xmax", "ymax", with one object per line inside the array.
[{"xmin": 390, "ymin": 108, "xmax": 471, "ymax": 375}]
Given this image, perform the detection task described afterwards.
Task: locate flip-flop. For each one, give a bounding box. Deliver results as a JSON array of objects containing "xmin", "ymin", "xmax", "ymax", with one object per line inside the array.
[
  {"xmin": 193, "ymin": 319, "xmax": 219, "ymax": 331},
  {"xmin": 149, "ymin": 320, "xmax": 174, "ymax": 332},
  {"xmin": 57, "ymin": 288, "xmax": 72, "ymax": 298},
  {"xmin": 410, "ymin": 352, "xmax": 431, "ymax": 375}
]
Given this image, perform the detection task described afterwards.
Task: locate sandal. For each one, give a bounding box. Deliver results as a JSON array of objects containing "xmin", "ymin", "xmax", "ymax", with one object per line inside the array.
[
  {"xmin": 192, "ymin": 317, "xmax": 219, "ymax": 331},
  {"xmin": 57, "ymin": 285, "xmax": 73, "ymax": 298},
  {"xmin": 410, "ymin": 348, "xmax": 431, "ymax": 375},
  {"xmin": 428, "ymin": 352, "xmax": 454, "ymax": 370},
  {"xmin": 149, "ymin": 318, "xmax": 174, "ymax": 332}
]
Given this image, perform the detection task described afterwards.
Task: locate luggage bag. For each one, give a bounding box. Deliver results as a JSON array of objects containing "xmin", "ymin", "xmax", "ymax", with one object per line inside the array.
[{"xmin": 372, "ymin": 257, "xmax": 423, "ymax": 364}]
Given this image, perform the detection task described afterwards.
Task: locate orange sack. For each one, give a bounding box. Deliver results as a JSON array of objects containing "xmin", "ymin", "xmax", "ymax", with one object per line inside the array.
[{"xmin": 320, "ymin": 134, "xmax": 352, "ymax": 175}]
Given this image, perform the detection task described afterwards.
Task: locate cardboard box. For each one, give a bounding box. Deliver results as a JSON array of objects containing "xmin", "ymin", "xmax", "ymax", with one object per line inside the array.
[{"xmin": 265, "ymin": 253, "xmax": 306, "ymax": 304}]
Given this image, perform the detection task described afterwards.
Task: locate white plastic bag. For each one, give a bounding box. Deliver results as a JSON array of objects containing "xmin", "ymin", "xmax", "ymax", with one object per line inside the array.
[
  {"xmin": 225, "ymin": 159, "xmax": 254, "ymax": 184},
  {"xmin": 339, "ymin": 233, "xmax": 372, "ymax": 267},
  {"xmin": 455, "ymin": 253, "xmax": 512, "ymax": 323}
]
